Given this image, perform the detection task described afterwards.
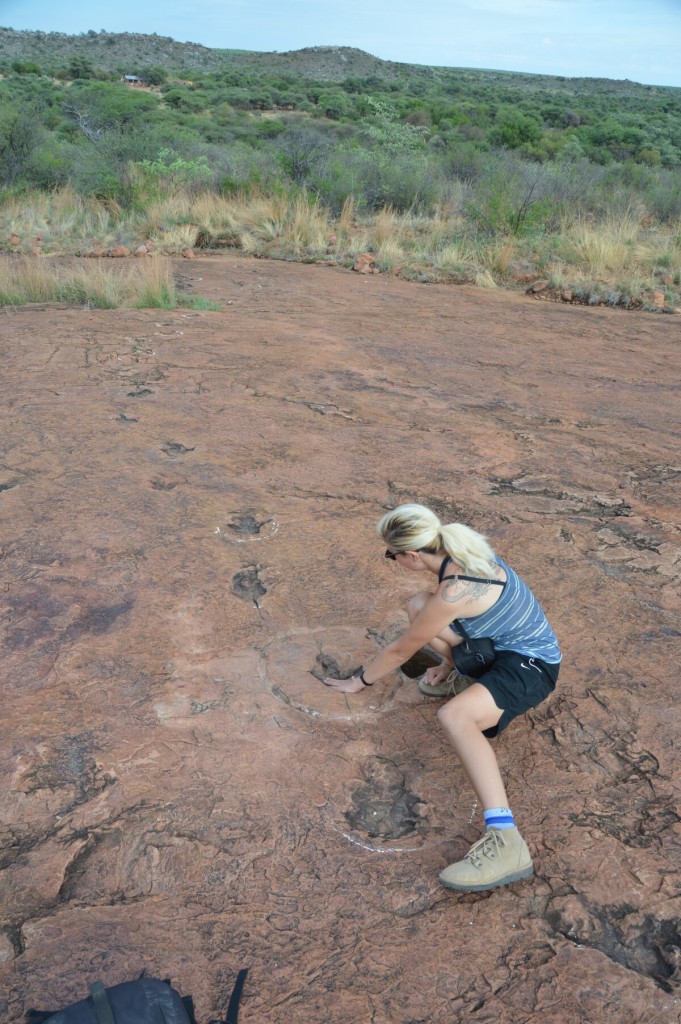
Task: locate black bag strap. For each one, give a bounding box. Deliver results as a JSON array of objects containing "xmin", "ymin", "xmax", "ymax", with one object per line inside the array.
[
  {"xmin": 441, "ymin": 573, "xmax": 505, "ymax": 586},
  {"xmin": 89, "ymin": 983, "xmax": 117, "ymax": 1024},
  {"xmin": 438, "ymin": 555, "xmax": 505, "ymax": 588},
  {"xmin": 225, "ymin": 969, "xmax": 249, "ymax": 1024},
  {"xmin": 453, "ymin": 618, "xmax": 471, "ymax": 640}
]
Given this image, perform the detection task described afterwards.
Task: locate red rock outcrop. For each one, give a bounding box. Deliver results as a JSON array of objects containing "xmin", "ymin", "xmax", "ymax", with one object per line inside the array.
[{"xmin": 0, "ymin": 256, "xmax": 679, "ymax": 1023}]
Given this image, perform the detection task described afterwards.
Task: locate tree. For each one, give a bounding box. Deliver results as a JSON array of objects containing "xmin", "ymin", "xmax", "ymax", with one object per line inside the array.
[
  {"xmin": 67, "ymin": 56, "xmax": 96, "ymax": 80},
  {"xmin": 490, "ymin": 109, "xmax": 542, "ymax": 149},
  {"xmin": 63, "ymin": 82, "xmax": 159, "ymax": 142},
  {"xmin": 362, "ymin": 98, "xmax": 428, "ymax": 154},
  {"xmin": 143, "ymin": 66, "xmax": 167, "ymax": 86},
  {"xmin": 276, "ymin": 125, "xmax": 330, "ymax": 185},
  {"xmin": 0, "ymin": 106, "xmax": 44, "ymax": 184}
]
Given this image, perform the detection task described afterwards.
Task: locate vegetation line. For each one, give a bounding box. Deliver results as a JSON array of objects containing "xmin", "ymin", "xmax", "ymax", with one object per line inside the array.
[{"xmin": 1, "ymin": 31, "xmax": 679, "ymax": 310}]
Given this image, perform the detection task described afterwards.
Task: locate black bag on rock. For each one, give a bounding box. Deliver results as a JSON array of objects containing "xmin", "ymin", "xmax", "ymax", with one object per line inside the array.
[{"xmin": 25, "ymin": 971, "xmax": 248, "ymax": 1024}]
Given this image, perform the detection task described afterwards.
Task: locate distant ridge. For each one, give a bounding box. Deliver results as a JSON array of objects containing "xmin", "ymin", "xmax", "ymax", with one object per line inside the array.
[
  {"xmin": 0, "ymin": 26, "xmax": 675, "ymax": 92},
  {"xmin": 0, "ymin": 27, "xmax": 226, "ymax": 73},
  {"xmin": 0, "ymin": 28, "xmax": 404, "ymax": 78}
]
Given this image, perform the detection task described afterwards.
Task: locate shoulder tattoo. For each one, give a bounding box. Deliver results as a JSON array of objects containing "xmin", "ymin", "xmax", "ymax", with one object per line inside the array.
[{"xmin": 442, "ymin": 578, "xmax": 491, "ymax": 605}]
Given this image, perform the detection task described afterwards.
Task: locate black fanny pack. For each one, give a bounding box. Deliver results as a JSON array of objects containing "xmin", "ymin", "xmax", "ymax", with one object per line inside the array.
[{"xmin": 452, "ymin": 619, "xmax": 496, "ymax": 678}]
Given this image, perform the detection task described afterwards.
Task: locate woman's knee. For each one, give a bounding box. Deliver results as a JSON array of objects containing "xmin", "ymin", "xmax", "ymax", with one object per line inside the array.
[
  {"xmin": 437, "ymin": 686, "xmax": 502, "ymax": 735},
  {"xmin": 406, "ymin": 591, "xmax": 430, "ymax": 622},
  {"xmin": 437, "ymin": 700, "xmax": 468, "ymax": 736}
]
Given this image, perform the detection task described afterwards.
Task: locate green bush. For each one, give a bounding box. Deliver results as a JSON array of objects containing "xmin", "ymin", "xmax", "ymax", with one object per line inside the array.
[
  {"xmin": 276, "ymin": 125, "xmax": 331, "ymax": 186},
  {"xmin": 11, "ymin": 60, "xmax": 42, "ymax": 75},
  {"xmin": 467, "ymin": 157, "xmax": 558, "ymax": 235},
  {"xmin": 0, "ymin": 105, "xmax": 45, "ymax": 185},
  {"xmin": 137, "ymin": 148, "xmax": 213, "ymax": 191},
  {"xmin": 313, "ymin": 144, "xmax": 438, "ymax": 214},
  {"xmin": 490, "ymin": 108, "xmax": 542, "ymax": 149}
]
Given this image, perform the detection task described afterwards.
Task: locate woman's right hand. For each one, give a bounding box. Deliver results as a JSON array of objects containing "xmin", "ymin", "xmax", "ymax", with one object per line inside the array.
[
  {"xmin": 321, "ymin": 674, "xmax": 366, "ymax": 694},
  {"xmin": 422, "ymin": 661, "xmax": 453, "ymax": 688}
]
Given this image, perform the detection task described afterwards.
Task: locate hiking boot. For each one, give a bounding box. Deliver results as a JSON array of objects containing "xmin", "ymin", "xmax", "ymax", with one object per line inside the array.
[
  {"xmin": 419, "ymin": 668, "xmax": 472, "ymax": 698},
  {"xmin": 439, "ymin": 827, "xmax": 534, "ymax": 892}
]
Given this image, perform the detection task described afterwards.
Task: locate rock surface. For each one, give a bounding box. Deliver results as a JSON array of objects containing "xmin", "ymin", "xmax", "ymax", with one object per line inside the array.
[{"xmin": 1, "ymin": 256, "xmax": 680, "ymax": 1023}]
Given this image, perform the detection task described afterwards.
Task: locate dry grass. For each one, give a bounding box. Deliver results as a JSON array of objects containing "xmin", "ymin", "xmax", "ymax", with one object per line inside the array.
[
  {"xmin": 0, "ymin": 256, "xmax": 179, "ymax": 309},
  {"xmin": 2, "ymin": 188, "xmax": 680, "ymax": 310},
  {"xmin": 433, "ymin": 241, "xmax": 476, "ymax": 277},
  {"xmin": 567, "ymin": 216, "xmax": 644, "ymax": 276},
  {"xmin": 338, "ymin": 196, "xmax": 356, "ymax": 237}
]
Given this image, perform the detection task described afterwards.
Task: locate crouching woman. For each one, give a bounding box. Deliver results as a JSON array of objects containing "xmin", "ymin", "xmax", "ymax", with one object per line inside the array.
[{"xmin": 322, "ymin": 503, "xmax": 561, "ymax": 893}]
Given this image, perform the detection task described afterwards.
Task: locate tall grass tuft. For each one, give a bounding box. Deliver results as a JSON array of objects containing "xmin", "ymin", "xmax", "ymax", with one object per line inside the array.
[
  {"xmin": 568, "ymin": 216, "xmax": 642, "ymax": 275},
  {"xmin": 0, "ymin": 256, "xmax": 180, "ymax": 309}
]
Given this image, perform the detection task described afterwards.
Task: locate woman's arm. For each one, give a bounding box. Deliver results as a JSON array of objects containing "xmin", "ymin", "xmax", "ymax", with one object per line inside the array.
[{"xmin": 323, "ymin": 587, "xmax": 465, "ymax": 692}]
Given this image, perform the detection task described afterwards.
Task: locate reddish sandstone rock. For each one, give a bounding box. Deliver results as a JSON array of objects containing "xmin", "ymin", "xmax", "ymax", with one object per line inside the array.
[
  {"xmin": 527, "ymin": 279, "xmax": 549, "ymax": 293},
  {"xmin": 353, "ymin": 252, "xmax": 379, "ymax": 274},
  {"xmin": 108, "ymin": 245, "xmax": 130, "ymax": 258},
  {"xmin": 135, "ymin": 245, "xmax": 149, "ymax": 257},
  {"xmin": 652, "ymin": 290, "xmax": 665, "ymax": 308},
  {"xmin": 561, "ymin": 289, "xmax": 573, "ymax": 302},
  {"xmin": 182, "ymin": 248, "xmax": 195, "ymax": 259},
  {"xmin": 10, "ymin": 233, "xmax": 20, "ymax": 246},
  {"xmin": 0, "ymin": 256, "xmax": 678, "ymax": 1024}
]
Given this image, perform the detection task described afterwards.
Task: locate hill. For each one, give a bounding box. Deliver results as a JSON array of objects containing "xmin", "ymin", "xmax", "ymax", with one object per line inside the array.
[
  {"xmin": 0, "ymin": 26, "xmax": 678, "ymax": 98},
  {"xmin": 0, "ymin": 26, "xmax": 226, "ymax": 74}
]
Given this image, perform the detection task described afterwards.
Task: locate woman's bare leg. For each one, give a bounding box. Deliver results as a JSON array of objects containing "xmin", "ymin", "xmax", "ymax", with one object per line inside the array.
[
  {"xmin": 436, "ymin": 684, "xmax": 508, "ymax": 809},
  {"xmin": 436, "ymin": 685, "xmax": 534, "ymax": 891}
]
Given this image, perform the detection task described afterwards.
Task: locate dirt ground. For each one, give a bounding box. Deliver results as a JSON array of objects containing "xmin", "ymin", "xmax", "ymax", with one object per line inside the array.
[{"xmin": 1, "ymin": 256, "xmax": 680, "ymax": 1023}]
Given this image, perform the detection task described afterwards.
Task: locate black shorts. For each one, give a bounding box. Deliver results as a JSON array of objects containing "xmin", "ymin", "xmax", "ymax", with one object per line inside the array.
[{"xmin": 476, "ymin": 649, "xmax": 559, "ymax": 738}]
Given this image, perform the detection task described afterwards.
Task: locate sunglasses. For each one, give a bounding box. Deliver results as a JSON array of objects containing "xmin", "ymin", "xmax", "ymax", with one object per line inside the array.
[{"xmin": 385, "ymin": 549, "xmax": 398, "ymax": 560}]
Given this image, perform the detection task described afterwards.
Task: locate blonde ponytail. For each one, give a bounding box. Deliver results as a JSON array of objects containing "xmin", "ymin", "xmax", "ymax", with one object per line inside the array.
[
  {"xmin": 438, "ymin": 522, "xmax": 497, "ymax": 575},
  {"xmin": 377, "ymin": 503, "xmax": 497, "ymax": 575}
]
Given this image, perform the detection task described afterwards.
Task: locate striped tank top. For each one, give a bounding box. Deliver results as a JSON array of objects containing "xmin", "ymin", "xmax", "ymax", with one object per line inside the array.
[{"xmin": 445, "ymin": 556, "xmax": 561, "ymax": 664}]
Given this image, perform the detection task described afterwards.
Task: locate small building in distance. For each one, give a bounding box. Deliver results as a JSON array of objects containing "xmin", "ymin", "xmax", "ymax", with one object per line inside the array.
[{"xmin": 120, "ymin": 74, "xmax": 142, "ymax": 86}]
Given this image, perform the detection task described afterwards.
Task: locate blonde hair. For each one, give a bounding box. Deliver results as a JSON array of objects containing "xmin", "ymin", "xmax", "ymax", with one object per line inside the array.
[{"xmin": 377, "ymin": 503, "xmax": 497, "ymax": 576}]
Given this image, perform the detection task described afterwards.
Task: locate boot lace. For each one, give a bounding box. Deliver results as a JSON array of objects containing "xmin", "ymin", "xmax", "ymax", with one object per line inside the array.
[
  {"xmin": 444, "ymin": 670, "xmax": 471, "ymax": 695},
  {"xmin": 465, "ymin": 828, "xmax": 508, "ymax": 868}
]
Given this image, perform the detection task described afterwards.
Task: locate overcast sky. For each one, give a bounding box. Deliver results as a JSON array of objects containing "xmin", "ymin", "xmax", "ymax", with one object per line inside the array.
[{"xmin": 3, "ymin": 0, "xmax": 680, "ymax": 87}]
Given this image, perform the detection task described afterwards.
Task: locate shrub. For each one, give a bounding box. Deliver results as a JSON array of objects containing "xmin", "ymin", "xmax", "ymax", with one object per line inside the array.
[
  {"xmin": 312, "ymin": 144, "xmax": 438, "ymax": 214},
  {"xmin": 137, "ymin": 148, "xmax": 213, "ymax": 192},
  {"xmin": 275, "ymin": 125, "xmax": 331, "ymax": 186},
  {"xmin": 11, "ymin": 61, "xmax": 42, "ymax": 76},
  {"xmin": 466, "ymin": 156, "xmax": 557, "ymax": 235},
  {"xmin": 0, "ymin": 105, "xmax": 45, "ymax": 186},
  {"xmin": 490, "ymin": 109, "xmax": 542, "ymax": 149}
]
